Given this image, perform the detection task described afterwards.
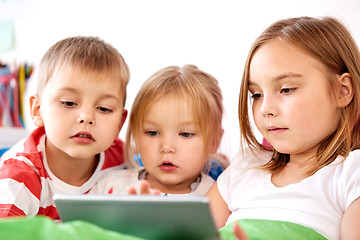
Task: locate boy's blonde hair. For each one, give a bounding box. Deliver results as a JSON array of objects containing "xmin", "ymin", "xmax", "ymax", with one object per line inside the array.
[
  {"xmin": 37, "ymin": 36, "xmax": 130, "ymax": 105},
  {"xmin": 125, "ymin": 65, "xmax": 223, "ymax": 167},
  {"xmin": 239, "ymin": 16, "xmax": 360, "ymax": 174}
]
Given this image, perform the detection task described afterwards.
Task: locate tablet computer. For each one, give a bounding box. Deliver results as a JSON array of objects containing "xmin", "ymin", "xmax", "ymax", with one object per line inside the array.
[{"xmin": 53, "ymin": 194, "xmax": 220, "ymax": 240}]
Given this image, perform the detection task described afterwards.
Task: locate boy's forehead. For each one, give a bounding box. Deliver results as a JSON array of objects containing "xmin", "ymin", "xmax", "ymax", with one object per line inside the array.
[
  {"xmin": 51, "ymin": 66, "xmax": 121, "ymax": 85},
  {"xmin": 46, "ymin": 67, "xmax": 123, "ymax": 95}
]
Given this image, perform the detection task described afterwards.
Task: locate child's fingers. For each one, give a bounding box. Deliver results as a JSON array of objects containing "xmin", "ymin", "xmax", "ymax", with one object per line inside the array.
[
  {"xmin": 126, "ymin": 186, "xmax": 137, "ymax": 195},
  {"xmin": 138, "ymin": 180, "xmax": 152, "ymax": 194},
  {"xmin": 125, "ymin": 180, "xmax": 162, "ymax": 195},
  {"xmin": 139, "ymin": 180, "xmax": 161, "ymax": 195},
  {"xmin": 232, "ymin": 222, "xmax": 249, "ymax": 240},
  {"xmin": 151, "ymin": 189, "xmax": 161, "ymax": 195},
  {"xmin": 125, "ymin": 181, "xmax": 152, "ymax": 194}
]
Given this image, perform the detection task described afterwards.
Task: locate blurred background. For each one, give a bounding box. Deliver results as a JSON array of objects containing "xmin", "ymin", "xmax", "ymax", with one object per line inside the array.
[{"xmin": 1, "ymin": 0, "xmax": 359, "ymax": 160}]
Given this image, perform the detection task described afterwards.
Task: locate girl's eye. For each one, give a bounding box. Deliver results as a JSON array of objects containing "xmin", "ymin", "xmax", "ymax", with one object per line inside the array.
[
  {"xmin": 280, "ymin": 88, "xmax": 296, "ymax": 94},
  {"xmin": 97, "ymin": 106, "xmax": 113, "ymax": 113},
  {"xmin": 180, "ymin": 132, "xmax": 194, "ymax": 138},
  {"xmin": 61, "ymin": 101, "xmax": 77, "ymax": 107},
  {"xmin": 251, "ymin": 93, "xmax": 262, "ymax": 100},
  {"xmin": 146, "ymin": 131, "xmax": 158, "ymax": 137}
]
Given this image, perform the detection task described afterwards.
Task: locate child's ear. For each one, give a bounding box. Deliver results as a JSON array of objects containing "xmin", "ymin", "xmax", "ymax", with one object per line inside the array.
[
  {"xmin": 118, "ymin": 109, "xmax": 128, "ymax": 132},
  {"xmin": 336, "ymin": 72, "xmax": 354, "ymax": 108},
  {"xmin": 30, "ymin": 95, "xmax": 44, "ymax": 127}
]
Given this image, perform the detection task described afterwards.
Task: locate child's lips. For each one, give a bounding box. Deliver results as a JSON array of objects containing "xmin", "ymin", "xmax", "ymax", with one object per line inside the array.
[
  {"xmin": 159, "ymin": 161, "xmax": 178, "ymax": 172},
  {"xmin": 71, "ymin": 132, "xmax": 95, "ymax": 144},
  {"xmin": 268, "ymin": 126, "xmax": 287, "ymax": 135}
]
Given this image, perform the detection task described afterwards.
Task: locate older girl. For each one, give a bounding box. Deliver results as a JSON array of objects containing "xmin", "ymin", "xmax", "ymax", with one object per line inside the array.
[{"xmin": 208, "ymin": 16, "xmax": 360, "ymax": 240}]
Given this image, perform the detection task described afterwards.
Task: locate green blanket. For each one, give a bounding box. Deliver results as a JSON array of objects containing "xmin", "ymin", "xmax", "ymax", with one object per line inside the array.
[
  {"xmin": 0, "ymin": 217, "xmax": 328, "ymax": 240},
  {"xmin": 219, "ymin": 219, "xmax": 327, "ymax": 240},
  {"xmin": 0, "ymin": 216, "xmax": 145, "ymax": 240}
]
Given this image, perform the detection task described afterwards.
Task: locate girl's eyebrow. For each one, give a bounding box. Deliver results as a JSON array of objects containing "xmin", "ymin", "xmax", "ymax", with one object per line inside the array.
[
  {"xmin": 248, "ymin": 81, "xmax": 257, "ymax": 87},
  {"xmin": 142, "ymin": 119, "xmax": 156, "ymax": 125},
  {"xmin": 143, "ymin": 119, "xmax": 195, "ymax": 126},
  {"xmin": 179, "ymin": 122, "xmax": 198, "ymax": 129},
  {"xmin": 275, "ymin": 72, "xmax": 303, "ymax": 81},
  {"xmin": 249, "ymin": 72, "xmax": 303, "ymax": 86}
]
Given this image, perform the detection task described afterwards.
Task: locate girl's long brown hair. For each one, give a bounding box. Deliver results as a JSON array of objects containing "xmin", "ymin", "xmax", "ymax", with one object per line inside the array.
[{"xmin": 239, "ymin": 17, "xmax": 360, "ymax": 174}]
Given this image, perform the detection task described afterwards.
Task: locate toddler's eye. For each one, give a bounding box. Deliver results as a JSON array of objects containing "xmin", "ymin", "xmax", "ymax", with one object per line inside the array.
[
  {"xmin": 180, "ymin": 132, "xmax": 194, "ymax": 138},
  {"xmin": 97, "ymin": 106, "xmax": 113, "ymax": 113},
  {"xmin": 61, "ymin": 101, "xmax": 77, "ymax": 107},
  {"xmin": 146, "ymin": 131, "xmax": 159, "ymax": 136}
]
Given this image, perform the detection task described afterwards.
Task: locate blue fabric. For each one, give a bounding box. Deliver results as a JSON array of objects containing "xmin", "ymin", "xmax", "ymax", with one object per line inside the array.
[
  {"xmin": 134, "ymin": 154, "xmax": 224, "ymax": 181},
  {"xmin": 207, "ymin": 159, "xmax": 224, "ymax": 181},
  {"xmin": 0, "ymin": 147, "xmax": 9, "ymax": 157}
]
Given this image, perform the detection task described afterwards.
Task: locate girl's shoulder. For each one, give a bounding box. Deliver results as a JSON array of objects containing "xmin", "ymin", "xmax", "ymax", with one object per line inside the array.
[
  {"xmin": 326, "ymin": 149, "xmax": 360, "ymax": 209},
  {"xmin": 328, "ymin": 149, "xmax": 360, "ymax": 167},
  {"xmin": 344, "ymin": 149, "xmax": 360, "ymax": 161},
  {"xmin": 231, "ymin": 148, "xmax": 272, "ymax": 168},
  {"xmin": 190, "ymin": 173, "xmax": 215, "ymax": 196},
  {"xmin": 334, "ymin": 149, "xmax": 360, "ymax": 172}
]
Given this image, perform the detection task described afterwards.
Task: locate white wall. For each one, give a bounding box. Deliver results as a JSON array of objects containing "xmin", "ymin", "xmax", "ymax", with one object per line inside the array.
[{"xmin": 1, "ymin": 0, "xmax": 360, "ymax": 159}]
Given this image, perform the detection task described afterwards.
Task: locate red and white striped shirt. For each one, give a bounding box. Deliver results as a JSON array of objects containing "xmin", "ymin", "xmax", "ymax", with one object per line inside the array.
[{"xmin": 0, "ymin": 127, "xmax": 125, "ymax": 220}]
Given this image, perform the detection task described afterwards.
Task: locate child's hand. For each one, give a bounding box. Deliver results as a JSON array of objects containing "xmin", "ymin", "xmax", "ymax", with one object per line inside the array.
[
  {"xmin": 232, "ymin": 222, "xmax": 249, "ymax": 240},
  {"xmin": 126, "ymin": 180, "xmax": 161, "ymax": 195}
]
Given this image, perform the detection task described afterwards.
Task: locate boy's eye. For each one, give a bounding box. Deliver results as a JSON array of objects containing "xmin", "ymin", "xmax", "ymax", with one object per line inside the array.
[
  {"xmin": 146, "ymin": 131, "xmax": 159, "ymax": 136},
  {"xmin": 61, "ymin": 101, "xmax": 77, "ymax": 107},
  {"xmin": 180, "ymin": 132, "xmax": 194, "ymax": 138},
  {"xmin": 97, "ymin": 106, "xmax": 113, "ymax": 113}
]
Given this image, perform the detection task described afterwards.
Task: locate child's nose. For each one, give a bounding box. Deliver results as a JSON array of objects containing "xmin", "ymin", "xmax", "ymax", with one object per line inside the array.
[
  {"xmin": 78, "ymin": 108, "xmax": 95, "ymax": 125},
  {"xmin": 79, "ymin": 119, "xmax": 94, "ymax": 125},
  {"xmin": 160, "ymin": 136, "xmax": 175, "ymax": 153},
  {"xmin": 260, "ymin": 95, "xmax": 278, "ymax": 117}
]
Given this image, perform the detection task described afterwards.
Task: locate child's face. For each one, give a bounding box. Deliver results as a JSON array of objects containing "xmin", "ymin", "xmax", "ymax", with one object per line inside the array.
[
  {"xmin": 32, "ymin": 67, "xmax": 127, "ymax": 161},
  {"xmin": 249, "ymin": 39, "xmax": 341, "ymax": 161},
  {"xmin": 137, "ymin": 94, "xmax": 206, "ymax": 193}
]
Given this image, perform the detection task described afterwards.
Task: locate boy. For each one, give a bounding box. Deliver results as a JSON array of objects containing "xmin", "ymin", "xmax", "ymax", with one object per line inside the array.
[{"xmin": 0, "ymin": 36, "xmax": 129, "ymax": 220}]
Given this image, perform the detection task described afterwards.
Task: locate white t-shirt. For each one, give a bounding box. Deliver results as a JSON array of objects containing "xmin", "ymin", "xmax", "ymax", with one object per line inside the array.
[
  {"xmin": 217, "ymin": 149, "xmax": 360, "ymax": 240},
  {"xmin": 90, "ymin": 168, "xmax": 215, "ymax": 196}
]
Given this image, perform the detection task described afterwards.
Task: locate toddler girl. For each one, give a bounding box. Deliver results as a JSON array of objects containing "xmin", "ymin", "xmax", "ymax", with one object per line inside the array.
[{"xmin": 91, "ymin": 65, "xmax": 225, "ymax": 195}]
